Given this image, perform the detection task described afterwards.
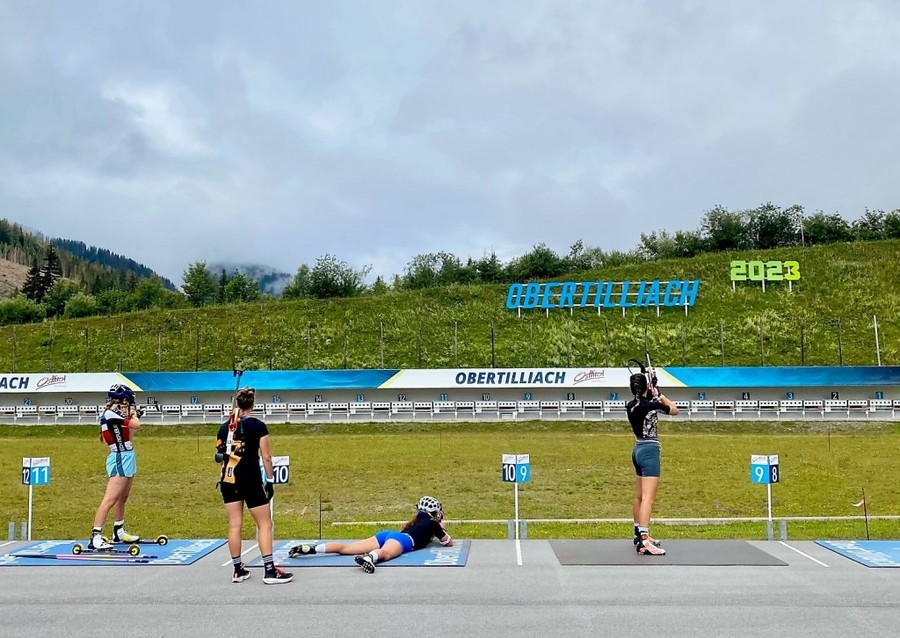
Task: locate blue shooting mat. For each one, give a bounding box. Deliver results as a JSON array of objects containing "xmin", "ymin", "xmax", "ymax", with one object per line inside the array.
[
  {"xmin": 246, "ymin": 539, "xmax": 470, "ymax": 568},
  {"xmin": 0, "ymin": 539, "xmax": 226, "ymax": 566},
  {"xmin": 816, "ymin": 540, "xmax": 900, "ymax": 568}
]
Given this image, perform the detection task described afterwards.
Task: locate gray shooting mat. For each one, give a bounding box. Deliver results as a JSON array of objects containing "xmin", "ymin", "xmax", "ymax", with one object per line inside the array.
[{"xmin": 550, "ymin": 540, "xmax": 788, "ymax": 566}]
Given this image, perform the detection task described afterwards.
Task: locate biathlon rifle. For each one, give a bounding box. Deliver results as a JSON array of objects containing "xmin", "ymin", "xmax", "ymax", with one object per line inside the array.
[
  {"xmin": 216, "ymin": 369, "xmax": 245, "ymax": 482},
  {"xmin": 645, "ymin": 349, "xmax": 658, "ymax": 393}
]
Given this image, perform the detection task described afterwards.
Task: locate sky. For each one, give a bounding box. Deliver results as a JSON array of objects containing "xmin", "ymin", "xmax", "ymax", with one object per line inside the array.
[{"xmin": 2, "ymin": 1, "xmax": 900, "ymax": 286}]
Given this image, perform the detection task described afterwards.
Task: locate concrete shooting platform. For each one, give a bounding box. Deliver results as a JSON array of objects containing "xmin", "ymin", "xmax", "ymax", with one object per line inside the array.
[
  {"xmin": 2, "ymin": 539, "xmax": 898, "ymax": 638},
  {"xmin": 550, "ymin": 539, "xmax": 788, "ymax": 566}
]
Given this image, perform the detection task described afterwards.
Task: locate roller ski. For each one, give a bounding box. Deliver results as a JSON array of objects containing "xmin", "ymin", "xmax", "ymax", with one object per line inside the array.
[
  {"xmin": 73, "ymin": 535, "xmax": 141, "ymax": 556},
  {"xmin": 636, "ymin": 536, "xmax": 666, "ymax": 556},
  {"xmin": 110, "ymin": 534, "xmax": 169, "ymax": 547},
  {"xmin": 633, "ymin": 534, "xmax": 662, "ymax": 548}
]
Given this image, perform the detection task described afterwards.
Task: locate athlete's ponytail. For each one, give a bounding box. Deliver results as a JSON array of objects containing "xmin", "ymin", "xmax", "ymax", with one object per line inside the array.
[{"xmin": 629, "ymin": 373, "xmax": 648, "ymax": 399}]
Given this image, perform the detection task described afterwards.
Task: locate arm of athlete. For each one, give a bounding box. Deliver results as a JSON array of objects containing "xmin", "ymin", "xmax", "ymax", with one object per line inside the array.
[
  {"xmin": 652, "ymin": 389, "xmax": 679, "ymax": 416},
  {"xmin": 126, "ymin": 407, "xmax": 141, "ymax": 432},
  {"xmin": 259, "ymin": 435, "xmax": 274, "ymax": 481},
  {"xmin": 433, "ymin": 516, "xmax": 453, "ymax": 546}
]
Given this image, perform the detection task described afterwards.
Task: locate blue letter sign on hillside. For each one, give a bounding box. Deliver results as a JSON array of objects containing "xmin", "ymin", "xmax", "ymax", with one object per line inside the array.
[{"xmin": 506, "ymin": 280, "xmax": 700, "ymax": 310}]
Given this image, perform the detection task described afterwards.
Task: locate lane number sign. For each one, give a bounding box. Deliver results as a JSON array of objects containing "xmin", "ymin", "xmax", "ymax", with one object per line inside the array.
[
  {"xmin": 502, "ymin": 454, "xmax": 531, "ymax": 483},
  {"xmin": 22, "ymin": 457, "xmax": 51, "ymax": 486},
  {"xmin": 750, "ymin": 454, "xmax": 779, "ymax": 484},
  {"xmin": 271, "ymin": 456, "xmax": 291, "ymax": 484}
]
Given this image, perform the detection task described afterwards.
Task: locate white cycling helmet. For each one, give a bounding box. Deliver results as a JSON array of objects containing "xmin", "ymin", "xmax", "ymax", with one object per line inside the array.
[{"xmin": 417, "ymin": 495, "xmax": 442, "ymax": 517}]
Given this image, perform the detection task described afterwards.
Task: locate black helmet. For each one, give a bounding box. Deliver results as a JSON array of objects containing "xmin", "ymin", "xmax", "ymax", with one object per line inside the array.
[
  {"xmin": 107, "ymin": 383, "xmax": 136, "ymax": 404},
  {"xmin": 629, "ymin": 373, "xmax": 648, "ymax": 397}
]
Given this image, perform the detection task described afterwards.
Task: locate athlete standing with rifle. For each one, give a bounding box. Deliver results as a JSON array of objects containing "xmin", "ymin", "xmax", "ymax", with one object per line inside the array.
[
  {"xmin": 216, "ymin": 376, "xmax": 293, "ymax": 584},
  {"xmin": 626, "ymin": 355, "xmax": 679, "ymax": 556},
  {"xmin": 88, "ymin": 384, "xmax": 143, "ymax": 550}
]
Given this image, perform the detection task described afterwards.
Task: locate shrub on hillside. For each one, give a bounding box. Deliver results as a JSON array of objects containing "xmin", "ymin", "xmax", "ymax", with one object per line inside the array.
[{"xmin": 0, "ymin": 295, "xmax": 46, "ymax": 325}]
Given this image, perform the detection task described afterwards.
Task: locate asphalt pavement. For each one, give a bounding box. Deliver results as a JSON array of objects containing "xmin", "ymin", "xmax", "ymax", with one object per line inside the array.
[{"xmin": 0, "ymin": 539, "xmax": 897, "ymax": 638}]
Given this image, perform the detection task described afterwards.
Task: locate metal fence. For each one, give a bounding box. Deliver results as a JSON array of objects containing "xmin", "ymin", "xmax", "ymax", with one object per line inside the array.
[{"xmin": 1, "ymin": 309, "xmax": 894, "ymax": 373}]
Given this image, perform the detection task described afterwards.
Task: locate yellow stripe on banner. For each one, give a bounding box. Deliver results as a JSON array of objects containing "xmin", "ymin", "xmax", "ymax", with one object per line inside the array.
[
  {"xmin": 656, "ymin": 368, "xmax": 686, "ymax": 388},
  {"xmin": 378, "ymin": 371, "xmax": 404, "ymax": 389},
  {"xmin": 117, "ymin": 373, "xmax": 143, "ymax": 392}
]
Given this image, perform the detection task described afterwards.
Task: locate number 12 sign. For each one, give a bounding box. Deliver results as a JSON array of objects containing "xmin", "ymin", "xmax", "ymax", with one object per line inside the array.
[{"xmin": 502, "ymin": 454, "xmax": 531, "ymax": 483}]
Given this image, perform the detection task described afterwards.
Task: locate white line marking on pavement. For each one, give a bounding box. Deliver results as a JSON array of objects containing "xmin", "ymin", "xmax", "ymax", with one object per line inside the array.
[
  {"xmin": 0, "ymin": 541, "xmax": 14, "ymax": 548},
  {"xmin": 516, "ymin": 538, "xmax": 522, "ymax": 566},
  {"xmin": 779, "ymin": 541, "xmax": 829, "ymax": 567},
  {"xmin": 220, "ymin": 543, "xmax": 259, "ymax": 567}
]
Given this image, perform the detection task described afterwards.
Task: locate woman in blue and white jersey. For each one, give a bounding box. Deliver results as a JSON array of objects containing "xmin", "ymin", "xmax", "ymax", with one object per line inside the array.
[{"xmin": 89, "ymin": 384, "xmax": 142, "ymax": 550}]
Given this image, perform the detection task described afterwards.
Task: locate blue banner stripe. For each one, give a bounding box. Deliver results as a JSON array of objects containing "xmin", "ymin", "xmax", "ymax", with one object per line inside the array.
[
  {"xmin": 664, "ymin": 366, "xmax": 900, "ymax": 388},
  {"xmin": 123, "ymin": 370, "xmax": 400, "ymax": 392},
  {"xmin": 118, "ymin": 367, "xmax": 900, "ymax": 392}
]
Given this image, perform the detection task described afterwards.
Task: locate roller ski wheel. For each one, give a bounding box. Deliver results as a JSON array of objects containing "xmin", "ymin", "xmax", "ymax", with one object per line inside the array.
[
  {"xmin": 154, "ymin": 535, "xmax": 168, "ymax": 546},
  {"xmin": 74, "ymin": 542, "xmax": 140, "ymax": 556}
]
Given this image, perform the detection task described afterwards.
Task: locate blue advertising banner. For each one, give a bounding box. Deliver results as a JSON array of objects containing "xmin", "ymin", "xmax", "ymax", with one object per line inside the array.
[
  {"xmin": 123, "ymin": 370, "xmax": 400, "ymax": 392},
  {"xmin": 2, "ymin": 367, "xmax": 896, "ymax": 394},
  {"xmin": 665, "ymin": 366, "xmax": 900, "ymax": 388}
]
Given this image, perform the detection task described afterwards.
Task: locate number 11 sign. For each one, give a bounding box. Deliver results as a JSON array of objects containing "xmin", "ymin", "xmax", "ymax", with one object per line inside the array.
[{"xmin": 22, "ymin": 457, "xmax": 50, "ymax": 541}]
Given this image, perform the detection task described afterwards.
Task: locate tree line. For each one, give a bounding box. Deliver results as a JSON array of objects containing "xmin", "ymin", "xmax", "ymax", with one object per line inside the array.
[{"xmin": 2, "ymin": 203, "xmax": 899, "ymax": 324}]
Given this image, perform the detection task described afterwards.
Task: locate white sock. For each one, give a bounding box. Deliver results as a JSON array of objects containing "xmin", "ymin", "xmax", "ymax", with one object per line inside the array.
[
  {"xmin": 315, "ymin": 543, "xmax": 328, "ymax": 554},
  {"xmin": 368, "ymin": 551, "xmax": 379, "ymax": 563},
  {"xmin": 114, "ymin": 520, "xmax": 125, "ymax": 528}
]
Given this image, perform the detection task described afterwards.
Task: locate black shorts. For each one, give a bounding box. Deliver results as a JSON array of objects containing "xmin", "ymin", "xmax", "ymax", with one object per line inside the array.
[{"xmin": 220, "ymin": 479, "xmax": 270, "ymax": 509}]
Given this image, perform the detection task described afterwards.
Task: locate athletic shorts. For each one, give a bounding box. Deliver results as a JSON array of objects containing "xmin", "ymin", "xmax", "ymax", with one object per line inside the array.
[
  {"xmin": 220, "ymin": 480, "xmax": 270, "ymax": 509},
  {"xmin": 106, "ymin": 450, "xmax": 137, "ymax": 478},
  {"xmin": 632, "ymin": 442, "xmax": 661, "ymax": 478},
  {"xmin": 374, "ymin": 530, "xmax": 414, "ymax": 553}
]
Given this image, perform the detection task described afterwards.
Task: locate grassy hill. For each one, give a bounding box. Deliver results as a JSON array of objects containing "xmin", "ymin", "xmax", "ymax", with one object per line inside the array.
[{"xmin": 1, "ymin": 240, "xmax": 898, "ymax": 372}]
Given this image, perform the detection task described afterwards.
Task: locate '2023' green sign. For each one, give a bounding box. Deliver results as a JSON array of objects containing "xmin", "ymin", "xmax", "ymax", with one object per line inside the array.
[{"xmin": 730, "ymin": 260, "xmax": 800, "ymax": 282}]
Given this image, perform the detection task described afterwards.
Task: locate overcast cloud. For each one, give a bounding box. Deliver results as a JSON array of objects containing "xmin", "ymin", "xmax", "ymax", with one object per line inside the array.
[{"xmin": 2, "ymin": 1, "xmax": 899, "ymax": 285}]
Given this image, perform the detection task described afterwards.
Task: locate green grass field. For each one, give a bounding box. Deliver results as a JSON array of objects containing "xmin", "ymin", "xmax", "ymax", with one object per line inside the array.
[{"xmin": 2, "ymin": 420, "xmax": 897, "ymax": 542}]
